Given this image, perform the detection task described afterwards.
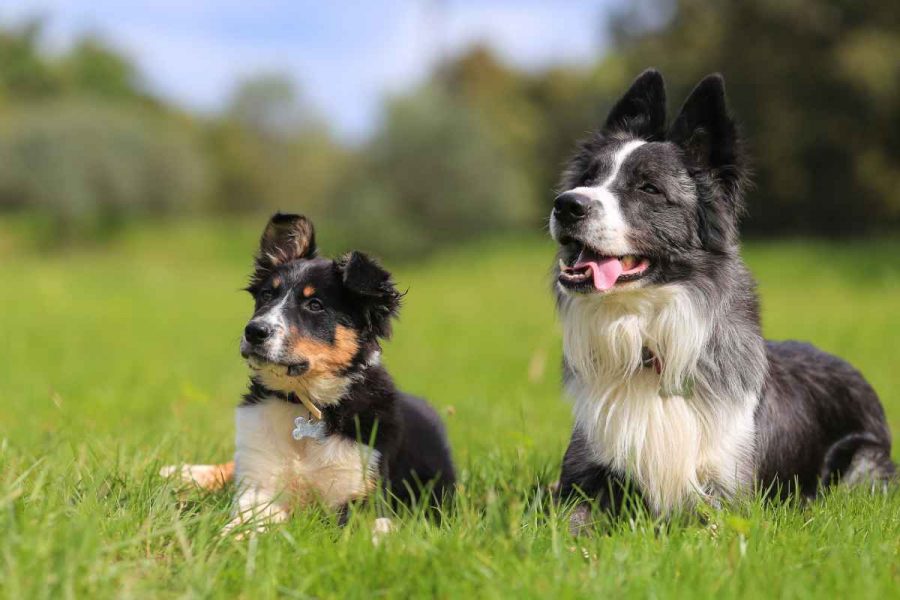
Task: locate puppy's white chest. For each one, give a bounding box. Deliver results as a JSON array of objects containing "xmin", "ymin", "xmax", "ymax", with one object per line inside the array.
[{"xmin": 234, "ymin": 399, "xmax": 379, "ymax": 508}]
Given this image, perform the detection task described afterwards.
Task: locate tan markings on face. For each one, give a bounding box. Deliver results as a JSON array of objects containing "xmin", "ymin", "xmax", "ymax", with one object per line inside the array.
[
  {"xmin": 272, "ymin": 277, "xmax": 282, "ymax": 289},
  {"xmin": 290, "ymin": 325, "xmax": 359, "ymax": 376},
  {"xmin": 302, "ymin": 285, "xmax": 315, "ymax": 298}
]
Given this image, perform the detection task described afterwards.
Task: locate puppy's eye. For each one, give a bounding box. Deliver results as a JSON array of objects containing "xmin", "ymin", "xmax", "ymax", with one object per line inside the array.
[
  {"xmin": 639, "ymin": 182, "xmax": 662, "ymax": 195},
  {"xmin": 305, "ymin": 299, "xmax": 325, "ymax": 312},
  {"xmin": 258, "ymin": 290, "xmax": 276, "ymax": 303}
]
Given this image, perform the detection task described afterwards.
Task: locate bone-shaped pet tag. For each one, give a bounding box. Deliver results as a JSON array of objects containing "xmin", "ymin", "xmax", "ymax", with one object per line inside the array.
[{"xmin": 292, "ymin": 416, "xmax": 326, "ymax": 441}]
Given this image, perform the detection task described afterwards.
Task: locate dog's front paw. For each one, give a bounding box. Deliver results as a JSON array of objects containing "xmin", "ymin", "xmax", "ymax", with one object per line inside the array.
[
  {"xmin": 221, "ymin": 500, "xmax": 290, "ymax": 540},
  {"xmin": 221, "ymin": 516, "xmax": 265, "ymax": 540},
  {"xmin": 159, "ymin": 462, "xmax": 234, "ymax": 491},
  {"xmin": 568, "ymin": 504, "xmax": 594, "ymax": 537},
  {"xmin": 370, "ymin": 517, "xmax": 395, "ymax": 545}
]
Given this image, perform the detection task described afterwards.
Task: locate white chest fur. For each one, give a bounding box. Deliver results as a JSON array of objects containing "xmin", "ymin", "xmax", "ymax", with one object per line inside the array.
[
  {"xmin": 233, "ymin": 398, "xmax": 380, "ymax": 517},
  {"xmin": 560, "ymin": 284, "xmax": 757, "ymax": 515}
]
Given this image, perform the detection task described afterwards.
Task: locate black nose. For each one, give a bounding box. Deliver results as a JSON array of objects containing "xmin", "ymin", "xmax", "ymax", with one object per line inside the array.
[
  {"xmin": 553, "ymin": 191, "xmax": 592, "ymax": 223},
  {"xmin": 244, "ymin": 321, "xmax": 272, "ymax": 344}
]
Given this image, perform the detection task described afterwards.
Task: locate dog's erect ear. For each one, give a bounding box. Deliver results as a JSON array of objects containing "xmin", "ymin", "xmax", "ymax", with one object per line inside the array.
[
  {"xmin": 668, "ymin": 74, "xmax": 739, "ymax": 174},
  {"xmin": 338, "ymin": 251, "xmax": 401, "ymax": 339},
  {"xmin": 603, "ymin": 69, "xmax": 667, "ymax": 140},
  {"xmin": 257, "ymin": 213, "xmax": 317, "ymax": 267},
  {"xmin": 669, "ymin": 74, "xmax": 747, "ymax": 252},
  {"xmin": 248, "ymin": 213, "xmax": 317, "ymax": 290}
]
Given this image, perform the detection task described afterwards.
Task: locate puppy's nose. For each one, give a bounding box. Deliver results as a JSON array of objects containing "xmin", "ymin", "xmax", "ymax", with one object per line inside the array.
[
  {"xmin": 244, "ymin": 321, "xmax": 272, "ymax": 344},
  {"xmin": 553, "ymin": 191, "xmax": 592, "ymax": 223}
]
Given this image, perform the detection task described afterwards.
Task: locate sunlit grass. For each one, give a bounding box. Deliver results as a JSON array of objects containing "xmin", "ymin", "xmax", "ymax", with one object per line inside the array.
[{"xmin": 1, "ymin": 223, "xmax": 898, "ymax": 597}]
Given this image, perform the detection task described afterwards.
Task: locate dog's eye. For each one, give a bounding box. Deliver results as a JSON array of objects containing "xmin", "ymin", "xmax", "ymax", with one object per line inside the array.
[
  {"xmin": 305, "ymin": 299, "xmax": 325, "ymax": 312},
  {"xmin": 258, "ymin": 290, "xmax": 276, "ymax": 303},
  {"xmin": 639, "ymin": 182, "xmax": 662, "ymax": 195}
]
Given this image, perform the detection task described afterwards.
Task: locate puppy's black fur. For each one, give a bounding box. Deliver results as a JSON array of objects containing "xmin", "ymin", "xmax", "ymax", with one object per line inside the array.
[{"xmin": 241, "ymin": 213, "xmax": 455, "ymax": 510}]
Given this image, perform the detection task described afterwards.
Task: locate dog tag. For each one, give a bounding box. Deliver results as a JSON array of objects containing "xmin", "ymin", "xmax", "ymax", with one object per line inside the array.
[{"xmin": 292, "ymin": 416, "xmax": 326, "ymax": 441}]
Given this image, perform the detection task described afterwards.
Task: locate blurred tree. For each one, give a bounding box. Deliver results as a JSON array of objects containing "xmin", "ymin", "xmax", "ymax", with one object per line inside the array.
[
  {"xmin": 0, "ymin": 101, "xmax": 209, "ymax": 240},
  {"xmin": 0, "ymin": 20, "xmax": 59, "ymax": 101},
  {"xmin": 227, "ymin": 74, "xmax": 306, "ymax": 142},
  {"xmin": 441, "ymin": 46, "xmax": 542, "ymax": 210},
  {"xmin": 206, "ymin": 74, "xmax": 346, "ymax": 216},
  {"xmin": 330, "ymin": 86, "xmax": 534, "ymax": 255},
  {"xmin": 61, "ymin": 36, "xmax": 146, "ymax": 102}
]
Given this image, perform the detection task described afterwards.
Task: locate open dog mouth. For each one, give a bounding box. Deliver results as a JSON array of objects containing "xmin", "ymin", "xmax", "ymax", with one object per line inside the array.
[
  {"xmin": 558, "ymin": 244, "xmax": 650, "ymax": 292},
  {"xmin": 243, "ymin": 352, "xmax": 310, "ymax": 376}
]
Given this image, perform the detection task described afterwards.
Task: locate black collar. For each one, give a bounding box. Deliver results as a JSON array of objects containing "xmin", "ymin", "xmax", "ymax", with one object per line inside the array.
[{"xmin": 641, "ymin": 347, "xmax": 662, "ymax": 374}]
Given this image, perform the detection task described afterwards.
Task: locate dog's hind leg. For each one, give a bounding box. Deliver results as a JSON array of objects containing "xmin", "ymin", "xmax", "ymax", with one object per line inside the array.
[
  {"xmin": 841, "ymin": 446, "xmax": 896, "ymax": 491},
  {"xmin": 821, "ymin": 433, "xmax": 896, "ymax": 492},
  {"xmin": 160, "ymin": 461, "xmax": 235, "ymax": 491}
]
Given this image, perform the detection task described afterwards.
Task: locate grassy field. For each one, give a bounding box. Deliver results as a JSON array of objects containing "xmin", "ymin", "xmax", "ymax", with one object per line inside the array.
[{"xmin": 1, "ymin": 221, "xmax": 899, "ymax": 598}]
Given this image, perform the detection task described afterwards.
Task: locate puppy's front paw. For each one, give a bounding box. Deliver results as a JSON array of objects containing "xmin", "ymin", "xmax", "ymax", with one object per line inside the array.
[
  {"xmin": 371, "ymin": 517, "xmax": 395, "ymax": 545},
  {"xmin": 221, "ymin": 501, "xmax": 289, "ymax": 540},
  {"xmin": 159, "ymin": 463, "xmax": 234, "ymax": 491},
  {"xmin": 221, "ymin": 516, "xmax": 264, "ymax": 541}
]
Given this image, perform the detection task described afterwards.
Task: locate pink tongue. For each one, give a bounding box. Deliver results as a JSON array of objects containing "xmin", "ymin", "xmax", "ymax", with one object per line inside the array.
[{"xmin": 575, "ymin": 257, "xmax": 623, "ymax": 291}]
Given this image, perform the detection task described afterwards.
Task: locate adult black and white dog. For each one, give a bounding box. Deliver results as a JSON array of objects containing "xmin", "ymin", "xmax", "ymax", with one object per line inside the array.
[{"xmin": 551, "ymin": 69, "xmax": 895, "ymax": 520}]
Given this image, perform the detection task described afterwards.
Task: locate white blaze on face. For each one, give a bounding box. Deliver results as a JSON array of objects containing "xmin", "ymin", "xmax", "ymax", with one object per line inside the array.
[
  {"xmin": 245, "ymin": 293, "xmax": 289, "ymax": 359},
  {"xmin": 557, "ymin": 139, "xmax": 646, "ymax": 255}
]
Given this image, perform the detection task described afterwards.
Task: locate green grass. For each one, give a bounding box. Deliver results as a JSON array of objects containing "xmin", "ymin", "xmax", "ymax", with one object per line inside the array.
[{"xmin": 1, "ymin": 222, "xmax": 899, "ymax": 598}]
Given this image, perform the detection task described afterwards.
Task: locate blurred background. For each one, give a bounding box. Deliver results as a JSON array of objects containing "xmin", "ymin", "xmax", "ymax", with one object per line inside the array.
[{"xmin": 1, "ymin": 0, "xmax": 897, "ymax": 256}]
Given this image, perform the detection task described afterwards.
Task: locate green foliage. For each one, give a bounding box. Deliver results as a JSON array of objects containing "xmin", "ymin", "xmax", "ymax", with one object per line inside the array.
[
  {"xmin": 0, "ymin": 20, "xmax": 153, "ymax": 105},
  {"xmin": 206, "ymin": 74, "xmax": 347, "ymax": 217},
  {"xmin": 0, "ymin": 21, "xmax": 60, "ymax": 100},
  {"xmin": 0, "ymin": 101, "xmax": 209, "ymax": 240},
  {"xmin": 61, "ymin": 37, "xmax": 145, "ymax": 101},
  {"xmin": 332, "ymin": 87, "xmax": 535, "ymax": 255},
  {"xmin": 0, "ymin": 228, "xmax": 898, "ymax": 596},
  {"xmin": 227, "ymin": 73, "xmax": 307, "ymax": 141}
]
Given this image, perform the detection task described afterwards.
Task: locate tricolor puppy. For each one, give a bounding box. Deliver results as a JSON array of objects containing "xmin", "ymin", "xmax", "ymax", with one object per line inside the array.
[
  {"xmin": 163, "ymin": 213, "xmax": 455, "ymax": 533},
  {"xmin": 551, "ymin": 69, "xmax": 895, "ymax": 522}
]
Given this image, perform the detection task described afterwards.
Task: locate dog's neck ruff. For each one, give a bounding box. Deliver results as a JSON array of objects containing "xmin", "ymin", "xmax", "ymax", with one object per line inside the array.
[
  {"xmin": 561, "ymin": 284, "xmax": 707, "ymax": 397},
  {"xmin": 560, "ymin": 284, "xmax": 757, "ymax": 514}
]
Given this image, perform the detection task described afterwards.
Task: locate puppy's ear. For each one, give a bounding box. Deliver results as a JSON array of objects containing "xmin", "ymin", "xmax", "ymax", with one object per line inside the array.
[
  {"xmin": 249, "ymin": 213, "xmax": 316, "ymax": 289},
  {"xmin": 338, "ymin": 251, "xmax": 401, "ymax": 339},
  {"xmin": 669, "ymin": 74, "xmax": 748, "ymax": 252},
  {"xmin": 258, "ymin": 213, "xmax": 317, "ymax": 266},
  {"xmin": 603, "ymin": 68, "xmax": 667, "ymax": 140}
]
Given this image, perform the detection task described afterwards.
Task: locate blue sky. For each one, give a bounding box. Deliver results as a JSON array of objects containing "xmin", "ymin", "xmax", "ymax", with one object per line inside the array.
[{"xmin": 2, "ymin": 1, "xmax": 622, "ymax": 139}]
